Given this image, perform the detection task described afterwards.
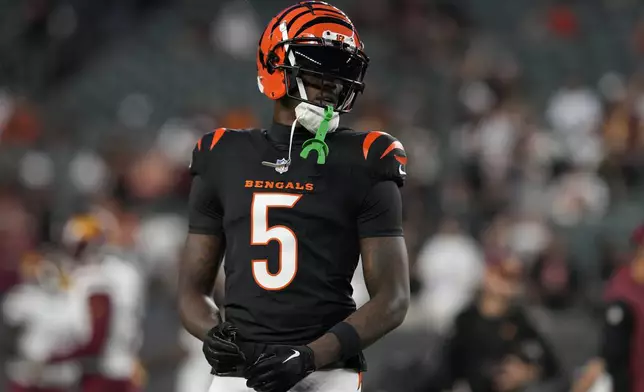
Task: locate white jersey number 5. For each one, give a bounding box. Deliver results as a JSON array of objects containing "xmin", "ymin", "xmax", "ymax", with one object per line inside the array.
[{"xmin": 251, "ymin": 193, "xmax": 302, "ymax": 290}]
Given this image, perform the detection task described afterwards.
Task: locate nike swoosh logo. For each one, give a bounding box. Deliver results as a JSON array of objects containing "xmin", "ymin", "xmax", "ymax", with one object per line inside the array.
[
  {"xmin": 399, "ymin": 164, "xmax": 407, "ymax": 176},
  {"xmin": 282, "ymin": 349, "xmax": 300, "ymax": 363}
]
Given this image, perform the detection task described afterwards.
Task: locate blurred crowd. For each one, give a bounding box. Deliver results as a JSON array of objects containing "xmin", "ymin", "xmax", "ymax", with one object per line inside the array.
[{"xmin": 2, "ymin": 0, "xmax": 644, "ymax": 391}]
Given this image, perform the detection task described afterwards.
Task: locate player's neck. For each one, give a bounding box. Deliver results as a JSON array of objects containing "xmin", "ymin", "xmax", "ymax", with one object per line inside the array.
[
  {"xmin": 270, "ymin": 105, "xmax": 309, "ymax": 145},
  {"xmin": 273, "ymin": 103, "xmax": 297, "ymax": 127}
]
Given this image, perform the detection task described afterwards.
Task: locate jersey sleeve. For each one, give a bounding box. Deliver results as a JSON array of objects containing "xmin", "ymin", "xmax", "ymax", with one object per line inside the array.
[
  {"xmin": 188, "ymin": 134, "xmax": 224, "ymax": 236},
  {"xmin": 357, "ymin": 180, "xmax": 403, "ymax": 238},
  {"xmin": 362, "ymin": 131, "xmax": 407, "ymax": 187}
]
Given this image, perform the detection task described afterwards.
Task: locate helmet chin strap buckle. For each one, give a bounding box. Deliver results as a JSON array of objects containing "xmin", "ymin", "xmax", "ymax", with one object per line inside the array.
[{"xmin": 300, "ymin": 105, "xmax": 333, "ymax": 164}]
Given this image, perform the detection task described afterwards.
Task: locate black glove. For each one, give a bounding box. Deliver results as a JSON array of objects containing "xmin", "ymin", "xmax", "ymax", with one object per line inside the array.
[
  {"xmin": 244, "ymin": 345, "xmax": 316, "ymax": 392},
  {"xmin": 203, "ymin": 322, "xmax": 246, "ymax": 376}
]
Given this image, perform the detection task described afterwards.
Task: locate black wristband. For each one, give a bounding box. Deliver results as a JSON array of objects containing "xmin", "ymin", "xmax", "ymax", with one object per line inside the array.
[{"xmin": 328, "ymin": 322, "xmax": 362, "ymax": 360}]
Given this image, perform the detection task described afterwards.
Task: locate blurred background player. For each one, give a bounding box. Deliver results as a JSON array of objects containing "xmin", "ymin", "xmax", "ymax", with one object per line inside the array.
[
  {"xmin": 417, "ymin": 253, "xmax": 562, "ymax": 392},
  {"xmin": 572, "ymin": 224, "xmax": 644, "ymax": 392},
  {"xmin": 413, "ymin": 217, "xmax": 485, "ymax": 335},
  {"xmin": 46, "ymin": 213, "xmax": 146, "ymax": 392},
  {"xmin": 3, "ymin": 251, "xmax": 81, "ymax": 392}
]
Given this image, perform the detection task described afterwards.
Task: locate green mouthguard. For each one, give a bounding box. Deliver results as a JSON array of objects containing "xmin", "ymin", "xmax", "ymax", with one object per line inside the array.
[{"xmin": 300, "ymin": 105, "xmax": 333, "ymax": 164}]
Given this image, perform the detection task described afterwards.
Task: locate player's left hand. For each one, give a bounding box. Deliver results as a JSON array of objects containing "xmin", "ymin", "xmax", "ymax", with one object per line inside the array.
[{"xmin": 244, "ymin": 345, "xmax": 316, "ymax": 392}]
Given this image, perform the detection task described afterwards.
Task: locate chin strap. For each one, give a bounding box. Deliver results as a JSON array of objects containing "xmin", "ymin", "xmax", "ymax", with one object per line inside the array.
[
  {"xmin": 262, "ymin": 105, "xmax": 333, "ymax": 172},
  {"xmin": 261, "ymin": 117, "xmax": 297, "ymax": 170},
  {"xmin": 300, "ymin": 105, "xmax": 333, "ymax": 164}
]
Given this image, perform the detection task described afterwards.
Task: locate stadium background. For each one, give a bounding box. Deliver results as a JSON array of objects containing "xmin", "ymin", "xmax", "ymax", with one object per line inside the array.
[{"xmin": 2, "ymin": 0, "xmax": 644, "ymax": 391}]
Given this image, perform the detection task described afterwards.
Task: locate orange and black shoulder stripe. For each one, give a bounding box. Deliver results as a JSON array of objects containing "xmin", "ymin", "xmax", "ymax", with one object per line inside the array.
[
  {"xmin": 196, "ymin": 128, "xmax": 227, "ymax": 152},
  {"xmin": 361, "ymin": 131, "xmax": 407, "ymax": 165}
]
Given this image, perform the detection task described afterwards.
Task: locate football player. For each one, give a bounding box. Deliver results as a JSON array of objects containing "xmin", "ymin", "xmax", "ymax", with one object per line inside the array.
[
  {"xmin": 52, "ymin": 214, "xmax": 146, "ymax": 392},
  {"xmin": 178, "ymin": 1, "xmax": 410, "ymax": 391},
  {"xmin": 572, "ymin": 224, "xmax": 644, "ymax": 392},
  {"xmin": 4, "ymin": 252, "xmax": 80, "ymax": 392}
]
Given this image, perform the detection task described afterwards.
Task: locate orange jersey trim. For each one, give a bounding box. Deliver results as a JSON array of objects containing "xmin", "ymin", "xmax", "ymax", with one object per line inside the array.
[
  {"xmin": 362, "ymin": 131, "xmax": 386, "ymax": 159},
  {"xmin": 363, "ymin": 131, "xmax": 406, "ymax": 162},
  {"xmin": 380, "ymin": 140, "xmax": 405, "ymax": 159},
  {"xmin": 210, "ymin": 128, "xmax": 226, "ymax": 150},
  {"xmin": 395, "ymin": 155, "xmax": 408, "ymax": 165}
]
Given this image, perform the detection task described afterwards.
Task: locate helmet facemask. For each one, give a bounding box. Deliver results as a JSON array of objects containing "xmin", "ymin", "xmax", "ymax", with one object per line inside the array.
[{"xmin": 270, "ymin": 35, "xmax": 369, "ymax": 113}]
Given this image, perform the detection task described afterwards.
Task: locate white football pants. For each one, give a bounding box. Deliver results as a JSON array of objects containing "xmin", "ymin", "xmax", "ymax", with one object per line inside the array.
[{"xmin": 207, "ymin": 369, "xmax": 362, "ymax": 392}]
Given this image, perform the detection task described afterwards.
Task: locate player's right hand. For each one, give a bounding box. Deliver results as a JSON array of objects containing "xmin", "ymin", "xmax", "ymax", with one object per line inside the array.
[{"xmin": 203, "ymin": 322, "xmax": 247, "ymax": 376}]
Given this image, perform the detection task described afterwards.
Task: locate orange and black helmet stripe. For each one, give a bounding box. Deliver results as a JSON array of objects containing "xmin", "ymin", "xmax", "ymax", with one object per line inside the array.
[
  {"xmin": 292, "ymin": 17, "xmax": 353, "ymax": 39},
  {"xmin": 262, "ymin": 1, "xmax": 357, "ymax": 45},
  {"xmin": 268, "ymin": 2, "xmax": 350, "ymax": 35},
  {"xmin": 267, "ymin": 3, "xmax": 308, "ymax": 35},
  {"xmin": 286, "ymin": 7, "xmax": 346, "ymax": 33},
  {"xmin": 286, "ymin": 3, "xmax": 350, "ymax": 32},
  {"xmin": 288, "ymin": 5, "xmax": 355, "ymax": 41},
  {"xmin": 260, "ymin": 2, "xmax": 318, "ymax": 68}
]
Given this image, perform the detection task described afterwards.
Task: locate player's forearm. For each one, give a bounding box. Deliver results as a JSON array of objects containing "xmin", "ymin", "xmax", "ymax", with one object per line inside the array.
[
  {"xmin": 178, "ymin": 293, "xmax": 220, "ymax": 341},
  {"xmin": 308, "ymin": 290, "xmax": 408, "ymax": 368},
  {"xmin": 347, "ymin": 291, "xmax": 409, "ymax": 345},
  {"xmin": 178, "ymin": 233, "xmax": 224, "ymax": 341},
  {"xmin": 311, "ymin": 236, "xmax": 410, "ymax": 368},
  {"xmin": 350, "ymin": 236, "xmax": 410, "ymax": 345}
]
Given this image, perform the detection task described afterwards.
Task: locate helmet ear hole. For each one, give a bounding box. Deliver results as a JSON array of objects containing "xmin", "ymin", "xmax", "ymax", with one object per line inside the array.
[{"xmin": 266, "ymin": 52, "xmax": 280, "ymax": 74}]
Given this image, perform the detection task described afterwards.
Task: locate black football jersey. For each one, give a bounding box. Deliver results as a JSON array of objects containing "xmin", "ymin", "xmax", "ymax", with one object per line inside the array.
[{"xmin": 188, "ymin": 122, "xmax": 406, "ymax": 345}]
